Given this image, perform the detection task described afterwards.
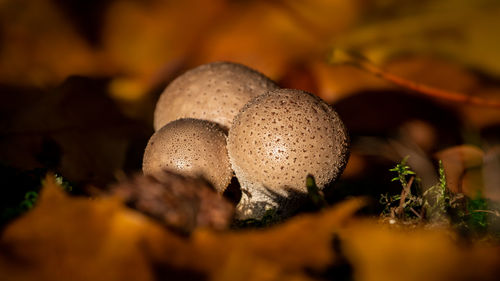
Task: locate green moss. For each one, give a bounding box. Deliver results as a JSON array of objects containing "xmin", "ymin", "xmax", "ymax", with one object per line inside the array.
[
  {"xmin": 381, "ymin": 157, "xmax": 500, "ymax": 239},
  {"xmin": 1, "ymin": 172, "xmax": 72, "ymax": 226}
]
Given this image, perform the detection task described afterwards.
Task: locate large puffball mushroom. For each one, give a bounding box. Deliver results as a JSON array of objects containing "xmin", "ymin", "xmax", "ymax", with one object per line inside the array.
[
  {"xmin": 227, "ymin": 89, "xmax": 349, "ymax": 219},
  {"xmin": 154, "ymin": 61, "xmax": 279, "ymax": 131},
  {"xmin": 143, "ymin": 118, "xmax": 232, "ymax": 193}
]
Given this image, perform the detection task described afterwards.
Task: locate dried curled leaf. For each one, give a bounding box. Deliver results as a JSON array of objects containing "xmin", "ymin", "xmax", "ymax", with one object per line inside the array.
[{"xmin": 109, "ymin": 172, "xmax": 234, "ymax": 234}]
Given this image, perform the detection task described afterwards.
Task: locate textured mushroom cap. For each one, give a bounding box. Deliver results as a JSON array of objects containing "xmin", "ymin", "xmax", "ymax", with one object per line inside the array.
[
  {"xmin": 227, "ymin": 89, "xmax": 349, "ymax": 210},
  {"xmin": 154, "ymin": 61, "xmax": 278, "ymax": 131},
  {"xmin": 143, "ymin": 118, "xmax": 233, "ymax": 193}
]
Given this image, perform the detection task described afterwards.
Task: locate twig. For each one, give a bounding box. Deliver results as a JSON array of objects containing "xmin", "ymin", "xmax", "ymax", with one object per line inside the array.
[
  {"xmin": 330, "ymin": 49, "xmax": 500, "ymax": 109},
  {"xmin": 471, "ymin": 209, "xmax": 500, "ymax": 217},
  {"xmin": 410, "ymin": 207, "xmax": 422, "ymax": 219},
  {"xmin": 395, "ymin": 176, "xmax": 415, "ymax": 218}
]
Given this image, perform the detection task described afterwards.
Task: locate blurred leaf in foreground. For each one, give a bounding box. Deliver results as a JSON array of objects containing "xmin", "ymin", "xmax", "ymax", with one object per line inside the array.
[
  {"xmin": 341, "ymin": 220, "xmax": 500, "ymax": 281},
  {"xmin": 0, "ymin": 174, "xmax": 191, "ymax": 281},
  {"xmin": 1, "ymin": 175, "xmax": 500, "ymax": 281}
]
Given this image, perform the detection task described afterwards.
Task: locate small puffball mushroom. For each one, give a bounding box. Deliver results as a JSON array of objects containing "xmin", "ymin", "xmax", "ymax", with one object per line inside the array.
[
  {"xmin": 143, "ymin": 118, "xmax": 233, "ymax": 193},
  {"xmin": 227, "ymin": 89, "xmax": 349, "ymax": 219},
  {"xmin": 154, "ymin": 61, "xmax": 278, "ymax": 131}
]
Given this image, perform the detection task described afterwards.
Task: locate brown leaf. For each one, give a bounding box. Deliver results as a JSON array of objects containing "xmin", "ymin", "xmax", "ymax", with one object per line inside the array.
[
  {"xmin": 172, "ymin": 198, "xmax": 366, "ymax": 279},
  {"xmin": 109, "ymin": 173, "xmax": 235, "ymax": 234},
  {"xmin": 0, "ymin": 174, "xmax": 192, "ymax": 281},
  {"xmin": 2, "ymin": 179, "xmax": 499, "ymax": 281},
  {"xmin": 435, "ymin": 145, "xmax": 484, "ymax": 196},
  {"xmin": 0, "ymin": 175, "xmax": 364, "ymax": 281}
]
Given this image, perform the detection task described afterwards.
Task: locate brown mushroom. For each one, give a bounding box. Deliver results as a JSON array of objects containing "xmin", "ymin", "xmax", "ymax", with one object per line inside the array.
[
  {"xmin": 154, "ymin": 61, "xmax": 278, "ymax": 131},
  {"xmin": 227, "ymin": 89, "xmax": 349, "ymax": 219},
  {"xmin": 143, "ymin": 118, "xmax": 232, "ymax": 193}
]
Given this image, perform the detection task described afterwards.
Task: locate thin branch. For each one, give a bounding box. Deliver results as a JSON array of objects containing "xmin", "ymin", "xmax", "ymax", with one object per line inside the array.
[
  {"xmin": 410, "ymin": 207, "xmax": 422, "ymax": 219},
  {"xmin": 330, "ymin": 50, "xmax": 500, "ymax": 109},
  {"xmin": 471, "ymin": 210, "xmax": 500, "ymax": 217},
  {"xmin": 395, "ymin": 176, "xmax": 415, "ymax": 218}
]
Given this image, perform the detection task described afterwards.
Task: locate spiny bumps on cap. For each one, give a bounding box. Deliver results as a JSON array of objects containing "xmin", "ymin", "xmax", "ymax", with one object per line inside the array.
[{"xmin": 145, "ymin": 61, "xmax": 349, "ymax": 220}]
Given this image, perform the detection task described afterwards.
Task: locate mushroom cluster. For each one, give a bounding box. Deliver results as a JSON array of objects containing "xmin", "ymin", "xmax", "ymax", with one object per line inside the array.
[{"xmin": 143, "ymin": 61, "xmax": 349, "ymax": 220}]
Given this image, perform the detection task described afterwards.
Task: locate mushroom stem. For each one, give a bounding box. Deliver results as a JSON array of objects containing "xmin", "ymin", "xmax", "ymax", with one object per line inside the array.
[
  {"xmin": 236, "ymin": 181, "xmax": 306, "ymax": 220},
  {"xmin": 236, "ymin": 184, "xmax": 279, "ymax": 220}
]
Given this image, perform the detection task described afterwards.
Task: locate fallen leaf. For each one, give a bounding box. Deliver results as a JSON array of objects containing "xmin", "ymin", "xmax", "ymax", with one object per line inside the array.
[
  {"xmin": 2, "ymin": 177, "xmax": 499, "ymax": 281},
  {"xmin": 0, "ymin": 176, "xmax": 365, "ymax": 280},
  {"xmin": 0, "ymin": 174, "xmax": 191, "ymax": 281},
  {"xmin": 435, "ymin": 145, "xmax": 484, "ymax": 196},
  {"xmin": 341, "ymin": 220, "xmax": 500, "ymax": 281},
  {"xmin": 109, "ymin": 173, "xmax": 234, "ymax": 234}
]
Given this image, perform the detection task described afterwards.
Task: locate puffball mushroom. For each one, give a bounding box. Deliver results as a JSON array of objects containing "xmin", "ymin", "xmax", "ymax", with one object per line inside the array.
[
  {"xmin": 227, "ymin": 89, "xmax": 349, "ymax": 219},
  {"xmin": 154, "ymin": 61, "xmax": 278, "ymax": 131},
  {"xmin": 143, "ymin": 118, "xmax": 232, "ymax": 193}
]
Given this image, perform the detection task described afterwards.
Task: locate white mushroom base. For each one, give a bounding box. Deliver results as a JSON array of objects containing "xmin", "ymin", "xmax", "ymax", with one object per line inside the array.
[{"xmin": 235, "ymin": 181, "xmax": 307, "ymax": 220}]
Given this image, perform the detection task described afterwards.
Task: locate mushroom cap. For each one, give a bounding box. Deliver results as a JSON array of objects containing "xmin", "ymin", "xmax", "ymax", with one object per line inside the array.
[
  {"xmin": 154, "ymin": 61, "xmax": 278, "ymax": 131},
  {"xmin": 227, "ymin": 89, "xmax": 349, "ymax": 217},
  {"xmin": 143, "ymin": 118, "xmax": 233, "ymax": 193}
]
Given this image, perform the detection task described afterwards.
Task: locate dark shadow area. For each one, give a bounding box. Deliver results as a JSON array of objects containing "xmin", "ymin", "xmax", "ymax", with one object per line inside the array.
[
  {"xmin": 152, "ymin": 262, "xmax": 208, "ymax": 281},
  {"xmin": 334, "ymin": 90, "xmax": 463, "ymax": 151},
  {"xmin": 222, "ymin": 176, "xmax": 242, "ymax": 205},
  {"xmin": 53, "ymin": 0, "xmax": 115, "ymax": 46}
]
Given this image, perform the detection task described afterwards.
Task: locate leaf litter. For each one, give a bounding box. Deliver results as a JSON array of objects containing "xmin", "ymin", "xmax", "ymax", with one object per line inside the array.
[
  {"xmin": 1, "ymin": 174, "xmax": 499, "ymax": 281},
  {"xmin": 1, "ymin": 0, "xmax": 500, "ymax": 280}
]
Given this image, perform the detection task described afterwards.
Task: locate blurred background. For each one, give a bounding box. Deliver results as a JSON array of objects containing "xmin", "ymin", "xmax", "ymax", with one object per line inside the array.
[{"xmin": 2, "ymin": 0, "xmax": 500, "ymax": 215}]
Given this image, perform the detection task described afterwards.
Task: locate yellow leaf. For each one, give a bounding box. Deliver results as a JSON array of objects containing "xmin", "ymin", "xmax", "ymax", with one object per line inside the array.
[
  {"xmin": 340, "ymin": 220, "xmax": 500, "ymax": 281},
  {"xmin": 0, "ymin": 174, "xmax": 189, "ymax": 281}
]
